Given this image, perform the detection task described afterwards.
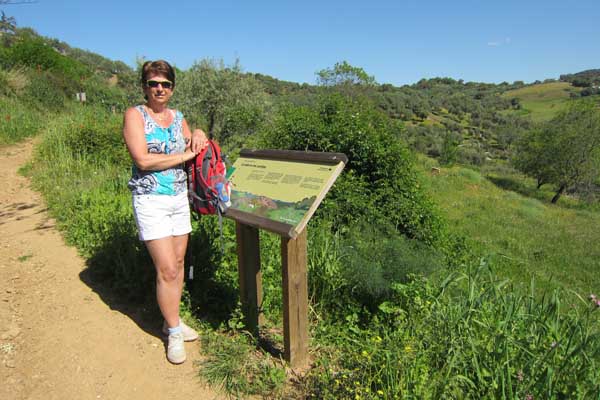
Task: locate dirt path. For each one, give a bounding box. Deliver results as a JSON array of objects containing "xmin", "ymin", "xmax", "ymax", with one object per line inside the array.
[{"xmin": 0, "ymin": 141, "xmax": 225, "ymax": 400}]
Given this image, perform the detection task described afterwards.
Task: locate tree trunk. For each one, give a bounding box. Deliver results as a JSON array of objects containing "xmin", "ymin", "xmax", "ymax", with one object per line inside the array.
[
  {"xmin": 551, "ymin": 184, "xmax": 566, "ymax": 204},
  {"xmin": 536, "ymin": 177, "xmax": 545, "ymax": 189},
  {"xmin": 208, "ymin": 113, "xmax": 215, "ymax": 139}
]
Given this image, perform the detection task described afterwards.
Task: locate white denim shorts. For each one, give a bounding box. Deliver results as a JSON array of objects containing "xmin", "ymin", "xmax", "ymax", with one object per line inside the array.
[{"xmin": 132, "ymin": 192, "xmax": 192, "ymax": 241}]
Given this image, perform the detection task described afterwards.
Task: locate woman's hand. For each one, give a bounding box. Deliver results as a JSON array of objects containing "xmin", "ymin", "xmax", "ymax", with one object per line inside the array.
[
  {"xmin": 182, "ymin": 148, "xmax": 197, "ymax": 162},
  {"xmin": 191, "ymin": 129, "xmax": 209, "ymax": 153}
]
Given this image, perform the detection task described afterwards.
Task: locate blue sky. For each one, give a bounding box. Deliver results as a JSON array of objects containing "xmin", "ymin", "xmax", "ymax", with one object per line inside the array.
[{"xmin": 3, "ymin": 0, "xmax": 600, "ymax": 86}]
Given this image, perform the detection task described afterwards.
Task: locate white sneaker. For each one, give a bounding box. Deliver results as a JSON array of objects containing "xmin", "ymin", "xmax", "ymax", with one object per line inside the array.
[
  {"xmin": 167, "ymin": 332, "xmax": 186, "ymax": 364},
  {"xmin": 162, "ymin": 320, "xmax": 199, "ymax": 342}
]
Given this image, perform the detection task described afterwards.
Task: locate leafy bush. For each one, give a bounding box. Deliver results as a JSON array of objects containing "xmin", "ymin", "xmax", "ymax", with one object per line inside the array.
[
  {"xmin": 6, "ymin": 35, "xmax": 90, "ymax": 81},
  {"xmin": 341, "ymin": 224, "xmax": 443, "ymax": 308},
  {"xmin": 457, "ymin": 144, "xmax": 487, "ymax": 166},
  {"xmin": 61, "ymin": 105, "xmax": 130, "ymax": 167},
  {"xmin": 21, "ymin": 70, "xmax": 68, "ymax": 111},
  {"xmin": 0, "ymin": 66, "xmax": 29, "ymax": 96},
  {"xmin": 259, "ymin": 93, "xmax": 445, "ymax": 245},
  {"xmin": 81, "ymin": 75, "xmax": 130, "ymax": 111},
  {"xmin": 174, "ymin": 58, "xmax": 269, "ymax": 145}
]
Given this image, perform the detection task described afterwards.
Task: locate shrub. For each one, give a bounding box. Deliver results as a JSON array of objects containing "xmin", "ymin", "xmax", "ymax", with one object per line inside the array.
[
  {"xmin": 259, "ymin": 93, "xmax": 446, "ymax": 245},
  {"xmin": 341, "ymin": 223, "xmax": 443, "ymax": 308},
  {"xmin": 81, "ymin": 75, "xmax": 129, "ymax": 111},
  {"xmin": 22, "ymin": 70, "xmax": 68, "ymax": 111},
  {"xmin": 61, "ymin": 105, "xmax": 130, "ymax": 167},
  {"xmin": 7, "ymin": 35, "xmax": 90, "ymax": 81},
  {"xmin": 0, "ymin": 66, "xmax": 29, "ymax": 96},
  {"xmin": 457, "ymin": 144, "xmax": 486, "ymax": 165}
]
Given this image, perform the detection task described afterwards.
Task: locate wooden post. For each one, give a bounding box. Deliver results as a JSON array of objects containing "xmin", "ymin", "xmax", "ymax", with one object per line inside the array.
[
  {"xmin": 236, "ymin": 222, "xmax": 264, "ymax": 334},
  {"xmin": 281, "ymin": 227, "xmax": 309, "ymax": 368},
  {"xmin": 226, "ymin": 150, "xmax": 347, "ymax": 368}
]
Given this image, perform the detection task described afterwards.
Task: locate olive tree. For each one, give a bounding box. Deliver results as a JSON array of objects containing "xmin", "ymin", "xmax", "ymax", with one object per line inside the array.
[
  {"xmin": 175, "ymin": 58, "xmax": 269, "ymax": 146},
  {"xmin": 316, "ymin": 61, "xmax": 376, "ymax": 87},
  {"xmin": 514, "ymin": 100, "xmax": 600, "ymax": 203}
]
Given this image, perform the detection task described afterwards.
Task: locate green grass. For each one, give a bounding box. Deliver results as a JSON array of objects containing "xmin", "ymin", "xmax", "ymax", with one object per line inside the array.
[
  {"xmin": 0, "ymin": 96, "xmax": 46, "ymax": 144},
  {"xmin": 501, "ymin": 82, "xmax": 582, "ymax": 123},
  {"xmin": 198, "ymin": 323, "xmax": 287, "ymax": 398},
  {"xmin": 17, "ymin": 253, "xmax": 33, "ymax": 262},
  {"xmin": 421, "ymin": 160, "xmax": 600, "ymax": 295}
]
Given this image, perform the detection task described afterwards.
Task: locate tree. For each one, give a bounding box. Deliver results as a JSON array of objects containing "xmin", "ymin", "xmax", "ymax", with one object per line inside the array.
[
  {"xmin": 513, "ymin": 100, "xmax": 600, "ymax": 203},
  {"xmin": 0, "ymin": 11, "xmax": 16, "ymax": 45},
  {"xmin": 496, "ymin": 113, "xmax": 530, "ymax": 151},
  {"xmin": 175, "ymin": 58, "xmax": 268, "ymax": 145},
  {"xmin": 316, "ymin": 61, "xmax": 376, "ymax": 87}
]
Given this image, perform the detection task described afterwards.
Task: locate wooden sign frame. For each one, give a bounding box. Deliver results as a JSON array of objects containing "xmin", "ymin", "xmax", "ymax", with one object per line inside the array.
[{"xmin": 225, "ymin": 149, "xmax": 347, "ymax": 368}]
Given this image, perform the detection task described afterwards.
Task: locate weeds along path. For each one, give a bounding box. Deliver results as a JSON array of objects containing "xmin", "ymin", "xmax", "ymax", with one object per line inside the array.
[{"xmin": 0, "ymin": 141, "xmax": 224, "ymax": 400}]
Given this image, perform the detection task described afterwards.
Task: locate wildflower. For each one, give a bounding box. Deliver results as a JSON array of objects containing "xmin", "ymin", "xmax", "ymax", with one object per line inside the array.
[
  {"xmin": 596, "ymin": 300, "xmax": 600, "ymax": 308},
  {"xmin": 362, "ymin": 350, "xmax": 369, "ymax": 357},
  {"xmin": 525, "ymin": 395, "xmax": 533, "ymax": 400},
  {"xmin": 517, "ymin": 370, "xmax": 524, "ymax": 382},
  {"xmin": 590, "ymin": 294, "xmax": 597, "ymax": 301},
  {"xmin": 551, "ymin": 341, "xmax": 557, "ymax": 348},
  {"xmin": 404, "ymin": 345, "xmax": 412, "ymax": 353},
  {"xmin": 377, "ymin": 390, "xmax": 384, "ymax": 395},
  {"xmin": 373, "ymin": 336, "xmax": 382, "ymax": 343}
]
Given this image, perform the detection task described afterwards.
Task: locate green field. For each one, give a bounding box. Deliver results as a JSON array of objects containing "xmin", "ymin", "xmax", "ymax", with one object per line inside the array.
[
  {"xmin": 419, "ymin": 157, "xmax": 600, "ymax": 295},
  {"xmin": 502, "ymin": 81, "xmax": 581, "ymax": 122}
]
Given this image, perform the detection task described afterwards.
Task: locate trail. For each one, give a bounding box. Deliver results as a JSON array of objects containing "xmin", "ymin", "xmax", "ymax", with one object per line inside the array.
[{"xmin": 0, "ymin": 141, "xmax": 225, "ymax": 400}]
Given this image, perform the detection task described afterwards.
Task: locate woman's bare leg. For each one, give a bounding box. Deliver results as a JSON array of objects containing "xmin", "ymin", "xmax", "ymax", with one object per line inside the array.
[{"xmin": 145, "ymin": 234, "xmax": 188, "ymax": 328}]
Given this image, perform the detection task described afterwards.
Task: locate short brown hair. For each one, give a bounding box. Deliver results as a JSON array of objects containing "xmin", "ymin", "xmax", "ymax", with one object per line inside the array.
[{"xmin": 140, "ymin": 60, "xmax": 176, "ymax": 87}]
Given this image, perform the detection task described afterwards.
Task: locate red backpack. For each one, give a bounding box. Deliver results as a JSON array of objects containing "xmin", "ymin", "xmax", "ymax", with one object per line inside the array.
[{"xmin": 186, "ymin": 140, "xmax": 231, "ymax": 216}]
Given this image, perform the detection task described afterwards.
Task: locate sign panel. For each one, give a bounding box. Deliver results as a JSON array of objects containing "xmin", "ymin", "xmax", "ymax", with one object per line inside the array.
[{"xmin": 226, "ymin": 150, "xmax": 346, "ymax": 238}]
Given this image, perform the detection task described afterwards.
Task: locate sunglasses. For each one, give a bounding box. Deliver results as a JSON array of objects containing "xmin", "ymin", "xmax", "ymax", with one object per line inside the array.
[{"xmin": 145, "ymin": 80, "xmax": 173, "ymax": 89}]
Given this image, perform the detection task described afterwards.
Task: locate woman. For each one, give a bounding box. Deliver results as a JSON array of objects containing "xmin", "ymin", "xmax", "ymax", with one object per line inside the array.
[{"xmin": 123, "ymin": 60, "xmax": 207, "ymax": 364}]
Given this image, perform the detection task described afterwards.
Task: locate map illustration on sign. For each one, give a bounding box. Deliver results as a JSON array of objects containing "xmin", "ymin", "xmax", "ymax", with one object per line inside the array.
[{"xmin": 226, "ymin": 151, "xmax": 346, "ymax": 237}]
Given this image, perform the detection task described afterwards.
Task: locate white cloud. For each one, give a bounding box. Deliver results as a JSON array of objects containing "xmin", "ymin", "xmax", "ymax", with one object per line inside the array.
[{"xmin": 487, "ymin": 37, "xmax": 512, "ymax": 47}]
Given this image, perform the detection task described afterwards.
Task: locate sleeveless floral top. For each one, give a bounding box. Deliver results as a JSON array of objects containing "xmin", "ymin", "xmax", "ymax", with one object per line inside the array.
[{"xmin": 127, "ymin": 105, "xmax": 188, "ymax": 196}]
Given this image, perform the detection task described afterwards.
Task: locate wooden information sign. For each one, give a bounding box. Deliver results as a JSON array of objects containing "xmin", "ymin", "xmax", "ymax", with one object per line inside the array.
[{"xmin": 225, "ymin": 149, "xmax": 347, "ymax": 368}]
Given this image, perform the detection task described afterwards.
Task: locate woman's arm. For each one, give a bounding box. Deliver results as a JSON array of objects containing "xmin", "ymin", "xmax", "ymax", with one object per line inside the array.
[
  {"xmin": 122, "ymin": 107, "xmax": 196, "ymax": 171},
  {"xmin": 182, "ymin": 118, "xmax": 209, "ymax": 153}
]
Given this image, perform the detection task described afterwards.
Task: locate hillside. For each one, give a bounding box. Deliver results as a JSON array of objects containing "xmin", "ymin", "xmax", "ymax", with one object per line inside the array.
[
  {"xmin": 419, "ymin": 157, "xmax": 600, "ymax": 294},
  {"xmin": 560, "ymin": 69, "xmax": 600, "ymax": 87},
  {"xmin": 501, "ymin": 81, "xmax": 582, "ymax": 122}
]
